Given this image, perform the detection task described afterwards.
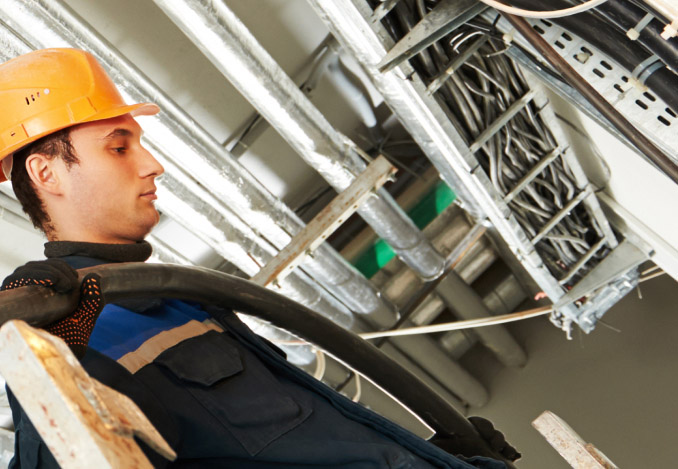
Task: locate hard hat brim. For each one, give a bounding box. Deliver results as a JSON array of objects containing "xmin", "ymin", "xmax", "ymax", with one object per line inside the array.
[
  {"xmin": 0, "ymin": 101, "xmax": 160, "ymax": 183},
  {"xmin": 86, "ymin": 102, "xmax": 160, "ymax": 122}
]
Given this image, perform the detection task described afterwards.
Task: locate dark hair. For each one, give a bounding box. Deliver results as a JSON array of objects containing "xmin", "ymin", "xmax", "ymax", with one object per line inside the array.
[{"xmin": 11, "ymin": 127, "xmax": 79, "ymax": 235}]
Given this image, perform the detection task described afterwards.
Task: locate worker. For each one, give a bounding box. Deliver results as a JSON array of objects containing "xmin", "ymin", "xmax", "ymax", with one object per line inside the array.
[{"xmin": 0, "ymin": 48, "xmax": 517, "ymax": 468}]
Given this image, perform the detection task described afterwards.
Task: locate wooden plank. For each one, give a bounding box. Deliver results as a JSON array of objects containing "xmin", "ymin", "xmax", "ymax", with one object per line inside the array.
[
  {"xmin": 251, "ymin": 155, "xmax": 396, "ymax": 287},
  {"xmin": 0, "ymin": 320, "xmax": 176, "ymax": 468},
  {"xmin": 532, "ymin": 411, "xmax": 618, "ymax": 469}
]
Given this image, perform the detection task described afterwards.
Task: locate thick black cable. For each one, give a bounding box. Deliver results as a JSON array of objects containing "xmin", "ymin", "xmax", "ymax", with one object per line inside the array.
[
  {"xmin": 598, "ymin": 0, "xmax": 678, "ymax": 74},
  {"xmin": 505, "ymin": 13, "xmax": 678, "ymax": 185},
  {"xmin": 505, "ymin": 0, "xmax": 678, "ymax": 112},
  {"xmin": 0, "ymin": 263, "xmax": 516, "ymax": 466},
  {"xmin": 628, "ymin": 0, "xmax": 670, "ymax": 23},
  {"xmin": 524, "ymin": 0, "xmax": 678, "ymax": 74}
]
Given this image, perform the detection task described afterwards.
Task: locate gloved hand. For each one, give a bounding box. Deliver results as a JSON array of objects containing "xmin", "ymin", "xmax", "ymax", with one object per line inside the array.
[
  {"xmin": 2, "ymin": 258, "xmax": 78, "ymax": 292},
  {"xmin": 468, "ymin": 416, "xmax": 520, "ymax": 462},
  {"xmin": 430, "ymin": 416, "xmax": 521, "ymax": 462},
  {"xmin": 2, "ymin": 259, "xmax": 103, "ymax": 358}
]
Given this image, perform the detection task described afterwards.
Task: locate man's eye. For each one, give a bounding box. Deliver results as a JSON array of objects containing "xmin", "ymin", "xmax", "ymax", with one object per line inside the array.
[{"xmin": 112, "ymin": 147, "xmax": 127, "ymax": 154}]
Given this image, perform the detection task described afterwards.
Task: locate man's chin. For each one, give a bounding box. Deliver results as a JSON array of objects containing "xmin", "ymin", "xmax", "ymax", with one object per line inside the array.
[{"xmin": 126, "ymin": 218, "xmax": 160, "ymax": 243}]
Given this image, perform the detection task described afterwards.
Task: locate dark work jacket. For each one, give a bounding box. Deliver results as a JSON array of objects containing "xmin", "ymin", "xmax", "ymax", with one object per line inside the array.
[{"xmin": 8, "ymin": 250, "xmax": 505, "ymax": 469}]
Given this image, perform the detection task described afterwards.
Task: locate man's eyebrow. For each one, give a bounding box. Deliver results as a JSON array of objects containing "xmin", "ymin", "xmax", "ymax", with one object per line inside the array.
[{"xmin": 101, "ymin": 128, "xmax": 134, "ymax": 140}]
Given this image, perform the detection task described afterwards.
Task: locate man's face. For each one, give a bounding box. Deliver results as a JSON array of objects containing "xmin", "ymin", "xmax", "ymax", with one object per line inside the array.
[{"xmin": 58, "ymin": 114, "xmax": 164, "ymax": 243}]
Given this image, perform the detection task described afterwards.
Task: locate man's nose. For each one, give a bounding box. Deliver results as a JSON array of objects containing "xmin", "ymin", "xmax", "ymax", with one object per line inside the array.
[{"xmin": 140, "ymin": 147, "xmax": 165, "ymax": 178}]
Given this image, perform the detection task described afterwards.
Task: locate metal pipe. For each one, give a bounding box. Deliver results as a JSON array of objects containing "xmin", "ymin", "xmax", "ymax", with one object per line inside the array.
[
  {"xmin": 481, "ymin": 272, "xmax": 529, "ymax": 317},
  {"xmin": 152, "ymin": 0, "xmax": 446, "ymax": 280},
  {"xmin": 155, "ymin": 174, "xmax": 355, "ymax": 330},
  {"xmin": 389, "ymin": 332, "xmax": 488, "ymax": 406},
  {"xmin": 439, "ymin": 268, "xmax": 529, "ymax": 359},
  {"xmin": 318, "ymin": 349, "xmax": 457, "ymax": 436},
  {"xmin": 0, "ymin": 0, "xmax": 397, "ymax": 328},
  {"xmin": 1, "ymin": 0, "xmax": 493, "ymax": 401},
  {"xmin": 316, "ymin": 339, "xmax": 466, "ymax": 416},
  {"xmin": 381, "ymin": 217, "xmax": 496, "ymax": 303},
  {"xmin": 325, "ymin": 54, "xmax": 380, "ymax": 134},
  {"xmin": 435, "ymin": 272, "xmax": 526, "ymax": 367},
  {"xmin": 372, "ymin": 212, "xmax": 519, "ymax": 392}
]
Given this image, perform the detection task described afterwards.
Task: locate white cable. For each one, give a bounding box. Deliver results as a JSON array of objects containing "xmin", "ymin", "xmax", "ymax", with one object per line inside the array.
[
  {"xmin": 639, "ymin": 270, "xmax": 666, "ymax": 283},
  {"xmin": 276, "ymin": 306, "xmax": 553, "ymax": 344},
  {"xmin": 477, "ymin": 0, "xmax": 610, "ymax": 19},
  {"xmin": 359, "ymin": 306, "xmax": 552, "ymax": 340},
  {"xmin": 352, "ymin": 375, "xmax": 362, "ymax": 403},
  {"xmin": 313, "ymin": 349, "xmax": 327, "ymax": 380},
  {"xmin": 641, "ymin": 265, "xmax": 661, "ymax": 276}
]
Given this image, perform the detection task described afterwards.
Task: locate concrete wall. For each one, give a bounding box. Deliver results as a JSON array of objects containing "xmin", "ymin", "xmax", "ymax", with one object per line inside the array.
[{"xmin": 468, "ymin": 273, "xmax": 678, "ymax": 468}]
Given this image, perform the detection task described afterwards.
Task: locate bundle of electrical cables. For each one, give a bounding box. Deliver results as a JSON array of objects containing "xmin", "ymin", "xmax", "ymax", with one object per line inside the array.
[{"xmin": 374, "ymin": 0, "xmax": 614, "ymax": 284}]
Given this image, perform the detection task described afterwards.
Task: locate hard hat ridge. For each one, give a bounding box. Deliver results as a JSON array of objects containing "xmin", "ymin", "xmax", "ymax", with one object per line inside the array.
[{"xmin": 0, "ymin": 48, "xmax": 159, "ymax": 183}]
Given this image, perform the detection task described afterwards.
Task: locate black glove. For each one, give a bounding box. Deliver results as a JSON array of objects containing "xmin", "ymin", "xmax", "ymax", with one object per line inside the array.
[
  {"xmin": 2, "ymin": 258, "xmax": 78, "ymax": 293},
  {"xmin": 2, "ymin": 260, "xmax": 103, "ymax": 358},
  {"xmin": 430, "ymin": 416, "xmax": 521, "ymax": 462},
  {"xmin": 468, "ymin": 416, "xmax": 520, "ymax": 462}
]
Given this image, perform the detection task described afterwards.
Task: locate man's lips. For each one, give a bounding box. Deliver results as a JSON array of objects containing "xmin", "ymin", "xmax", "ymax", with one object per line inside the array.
[{"xmin": 140, "ymin": 189, "xmax": 157, "ymax": 200}]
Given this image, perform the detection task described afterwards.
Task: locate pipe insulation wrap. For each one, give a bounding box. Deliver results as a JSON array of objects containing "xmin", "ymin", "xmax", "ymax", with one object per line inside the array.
[
  {"xmin": 152, "ymin": 0, "xmax": 446, "ymax": 280},
  {"xmin": 155, "ymin": 172, "xmax": 356, "ymax": 329},
  {"xmin": 0, "ymin": 3, "xmax": 503, "ymax": 403},
  {"xmin": 0, "ymin": 0, "xmax": 400, "ymax": 324},
  {"xmin": 0, "ymin": 5, "xmax": 488, "ymax": 399}
]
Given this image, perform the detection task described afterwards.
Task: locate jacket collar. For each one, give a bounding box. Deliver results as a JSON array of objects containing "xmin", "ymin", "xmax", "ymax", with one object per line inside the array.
[{"xmin": 44, "ymin": 240, "xmax": 152, "ymax": 263}]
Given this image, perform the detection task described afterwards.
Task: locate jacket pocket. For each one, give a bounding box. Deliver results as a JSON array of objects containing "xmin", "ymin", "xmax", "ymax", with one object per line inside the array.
[{"xmin": 155, "ymin": 330, "xmax": 311, "ymax": 455}]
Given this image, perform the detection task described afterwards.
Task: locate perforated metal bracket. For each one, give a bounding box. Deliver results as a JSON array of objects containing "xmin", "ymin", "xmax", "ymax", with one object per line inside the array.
[{"xmin": 489, "ymin": 13, "xmax": 678, "ymax": 165}]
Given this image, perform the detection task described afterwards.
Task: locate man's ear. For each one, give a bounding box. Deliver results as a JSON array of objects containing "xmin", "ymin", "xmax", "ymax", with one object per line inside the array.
[{"xmin": 25, "ymin": 153, "xmax": 63, "ymax": 196}]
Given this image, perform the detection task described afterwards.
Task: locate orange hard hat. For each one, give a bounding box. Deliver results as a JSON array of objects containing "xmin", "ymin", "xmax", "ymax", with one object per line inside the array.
[{"xmin": 0, "ymin": 48, "xmax": 159, "ymax": 182}]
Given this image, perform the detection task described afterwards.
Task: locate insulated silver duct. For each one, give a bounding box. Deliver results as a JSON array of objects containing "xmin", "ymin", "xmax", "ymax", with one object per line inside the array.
[
  {"xmin": 378, "ymin": 204, "xmax": 525, "ymax": 367},
  {"xmin": 155, "ymin": 173, "xmax": 355, "ymax": 329},
  {"xmin": 155, "ymin": 163, "xmax": 487, "ymax": 403},
  {"xmin": 0, "ymin": 0, "xmax": 397, "ymax": 326},
  {"xmin": 152, "ymin": 0, "xmax": 446, "ymax": 280},
  {"xmin": 146, "ymin": 233, "xmax": 194, "ymax": 266},
  {"xmin": 0, "ymin": 1, "xmax": 490, "ymax": 402}
]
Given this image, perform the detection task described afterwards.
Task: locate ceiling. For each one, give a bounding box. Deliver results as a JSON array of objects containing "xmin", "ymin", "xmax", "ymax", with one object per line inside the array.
[{"xmin": 0, "ymin": 1, "xmax": 677, "ymax": 467}]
